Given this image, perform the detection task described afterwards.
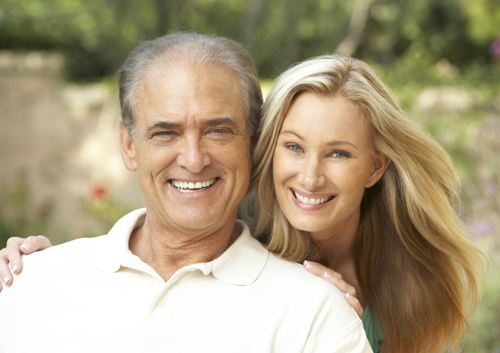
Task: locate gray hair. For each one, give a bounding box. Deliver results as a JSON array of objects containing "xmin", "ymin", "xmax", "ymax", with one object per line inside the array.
[{"xmin": 118, "ymin": 32, "xmax": 263, "ymax": 141}]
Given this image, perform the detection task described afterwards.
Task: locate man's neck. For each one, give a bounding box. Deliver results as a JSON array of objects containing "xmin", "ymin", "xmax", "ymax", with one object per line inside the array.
[{"xmin": 128, "ymin": 214, "xmax": 240, "ymax": 282}]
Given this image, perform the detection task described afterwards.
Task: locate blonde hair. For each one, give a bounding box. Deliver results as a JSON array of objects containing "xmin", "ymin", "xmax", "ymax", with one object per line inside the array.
[{"xmin": 243, "ymin": 55, "xmax": 485, "ymax": 352}]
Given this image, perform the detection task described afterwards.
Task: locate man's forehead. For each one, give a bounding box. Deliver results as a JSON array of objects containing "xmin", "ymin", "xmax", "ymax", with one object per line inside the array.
[
  {"xmin": 134, "ymin": 61, "xmax": 246, "ymax": 129},
  {"xmin": 141, "ymin": 60, "xmax": 241, "ymax": 91}
]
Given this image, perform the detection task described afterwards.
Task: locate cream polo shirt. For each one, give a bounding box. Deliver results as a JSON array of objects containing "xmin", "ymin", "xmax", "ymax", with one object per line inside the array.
[{"xmin": 0, "ymin": 208, "xmax": 372, "ymax": 353}]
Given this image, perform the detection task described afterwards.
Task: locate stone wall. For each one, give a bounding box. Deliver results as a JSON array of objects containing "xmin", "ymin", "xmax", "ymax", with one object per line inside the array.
[{"xmin": 0, "ymin": 51, "xmax": 144, "ymax": 243}]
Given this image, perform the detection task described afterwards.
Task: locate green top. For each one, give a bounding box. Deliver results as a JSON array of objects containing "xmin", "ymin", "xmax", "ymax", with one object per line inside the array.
[{"xmin": 361, "ymin": 306, "xmax": 383, "ymax": 353}]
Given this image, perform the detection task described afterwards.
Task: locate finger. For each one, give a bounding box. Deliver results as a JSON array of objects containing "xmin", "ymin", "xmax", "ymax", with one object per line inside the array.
[
  {"xmin": 304, "ymin": 260, "xmax": 357, "ymax": 297},
  {"xmin": 345, "ymin": 292, "xmax": 363, "ymax": 318},
  {"xmin": 20, "ymin": 235, "xmax": 52, "ymax": 254},
  {"xmin": 0, "ymin": 251, "xmax": 14, "ymax": 290},
  {"xmin": 5, "ymin": 237, "xmax": 26, "ymax": 276},
  {"xmin": 14, "ymin": 235, "xmax": 53, "ymax": 274},
  {"xmin": 304, "ymin": 260, "xmax": 342, "ymax": 279},
  {"xmin": 0, "ymin": 237, "xmax": 26, "ymax": 288},
  {"xmin": 0, "ymin": 249, "xmax": 7, "ymax": 292}
]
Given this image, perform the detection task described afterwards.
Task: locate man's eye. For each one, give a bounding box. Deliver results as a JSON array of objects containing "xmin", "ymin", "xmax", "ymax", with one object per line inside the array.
[
  {"xmin": 152, "ymin": 131, "xmax": 176, "ymax": 138},
  {"xmin": 286, "ymin": 144, "xmax": 303, "ymax": 153},
  {"xmin": 209, "ymin": 128, "xmax": 232, "ymax": 134}
]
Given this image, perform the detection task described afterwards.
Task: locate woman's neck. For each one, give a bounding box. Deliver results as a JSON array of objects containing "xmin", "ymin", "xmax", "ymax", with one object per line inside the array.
[{"xmin": 311, "ymin": 216, "xmax": 365, "ymax": 307}]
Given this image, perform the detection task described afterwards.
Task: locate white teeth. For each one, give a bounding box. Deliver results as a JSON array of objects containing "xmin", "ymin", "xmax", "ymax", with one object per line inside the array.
[
  {"xmin": 294, "ymin": 191, "xmax": 333, "ymax": 205},
  {"xmin": 171, "ymin": 178, "xmax": 216, "ymax": 193}
]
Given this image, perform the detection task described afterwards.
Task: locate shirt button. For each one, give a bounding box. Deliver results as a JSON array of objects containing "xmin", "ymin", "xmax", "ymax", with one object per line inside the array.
[
  {"xmin": 157, "ymin": 299, "xmax": 166, "ymax": 308},
  {"xmin": 152, "ymin": 277, "xmax": 160, "ymax": 285}
]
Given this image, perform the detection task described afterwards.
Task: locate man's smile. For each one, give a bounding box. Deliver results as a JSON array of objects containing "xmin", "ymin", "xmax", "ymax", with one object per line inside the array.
[{"xmin": 170, "ymin": 178, "xmax": 218, "ymax": 193}]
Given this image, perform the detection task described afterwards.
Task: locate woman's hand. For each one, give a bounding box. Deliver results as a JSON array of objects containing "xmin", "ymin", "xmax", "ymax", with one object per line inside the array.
[
  {"xmin": 0, "ymin": 236, "xmax": 53, "ymax": 292},
  {"xmin": 303, "ymin": 260, "xmax": 363, "ymax": 318}
]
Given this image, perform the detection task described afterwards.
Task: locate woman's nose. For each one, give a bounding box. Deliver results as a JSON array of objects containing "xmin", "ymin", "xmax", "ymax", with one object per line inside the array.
[{"xmin": 297, "ymin": 157, "xmax": 326, "ymax": 190}]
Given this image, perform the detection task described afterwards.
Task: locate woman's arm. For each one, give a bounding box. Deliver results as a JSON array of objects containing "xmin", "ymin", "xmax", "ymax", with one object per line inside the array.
[
  {"xmin": 0, "ymin": 236, "xmax": 52, "ymax": 292},
  {"xmin": 303, "ymin": 260, "xmax": 363, "ymax": 318}
]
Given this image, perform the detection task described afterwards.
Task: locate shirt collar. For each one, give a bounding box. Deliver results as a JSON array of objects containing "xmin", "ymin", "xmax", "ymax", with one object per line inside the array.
[
  {"xmin": 92, "ymin": 208, "xmax": 147, "ymax": 273},
  {"xmin": 92, "ymin": 208, "xmax": 269, "ymax": 286},
  {"xmin": 209, "ymin": 220, "xmax": 268, "ymax": 285}
]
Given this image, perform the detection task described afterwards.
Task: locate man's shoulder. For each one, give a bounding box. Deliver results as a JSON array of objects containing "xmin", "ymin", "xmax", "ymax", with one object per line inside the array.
[
  {"xmin": 8, "ymin": 235, "xmax": 109, "ymax": 289},
  {"xmin": 23, "ymin": 235, "xmax": 105, "ymax": 267},
  {"xmin": 254, "ymin": 252, "xmax": 369, "ymax": 351},
  {"xmin": 262, "ymin": 252, "xmax": 345, "ymax": 299}
]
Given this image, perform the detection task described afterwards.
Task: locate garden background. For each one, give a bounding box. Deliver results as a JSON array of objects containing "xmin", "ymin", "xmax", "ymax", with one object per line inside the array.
[{"xmin": 0, "ymin": 0, "xmax": 499, "ymax": 350}]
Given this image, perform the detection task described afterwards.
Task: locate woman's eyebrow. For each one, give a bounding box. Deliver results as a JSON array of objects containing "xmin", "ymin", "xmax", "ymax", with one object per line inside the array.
[
  {"xmin": 280, "ymin": 130, "xmax": 303, "ymax": 140},
  {"xmin": 280, "ymin": 130, "xmax": 359, "ymax": 149},
  {"xmin": 327, "ymin": 141, "xmax": 359, "ymax": 149}
]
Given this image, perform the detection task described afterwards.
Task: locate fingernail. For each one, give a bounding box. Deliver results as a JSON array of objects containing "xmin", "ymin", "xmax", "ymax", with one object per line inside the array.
[
  {"xmin": 345, "ymin": 292, "xmax": 351, "ymax": 299},
  {"xmin": 3, "ymin": 276, "xmax": 9, "ymax": 285},
  {"xmin": 323, "ymin": 272, "xmax": 332, "ymax": 278},
  {"xmin": 304, "ymin": 261, "xmax": 314, "ymax": 269},
  {"xmin": 21, "ymin": 244, "xmax": 31, "ymax": 251},
  {"xmin": 12, "ymin": 265, "xmax": 18, "ymax": 273}
]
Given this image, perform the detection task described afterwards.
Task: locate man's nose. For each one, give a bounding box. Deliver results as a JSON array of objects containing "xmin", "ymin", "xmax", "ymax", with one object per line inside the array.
[
  {"xmin": 297, "ymin": 157, "xmax": 326, "ymax": 190},
  {"xmin": 176, "ymin": 136, "xmax": 211, "ymax": 173}
]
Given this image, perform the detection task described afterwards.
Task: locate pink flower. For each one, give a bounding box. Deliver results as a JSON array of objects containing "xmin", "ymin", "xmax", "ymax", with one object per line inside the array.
[
  {"xmin": 90, "ymin": 183, "xmax": 107, "ymax": 201},
  {"xmin": 490, "ymin": 39, "xmax": 500, "ymax": 58}
]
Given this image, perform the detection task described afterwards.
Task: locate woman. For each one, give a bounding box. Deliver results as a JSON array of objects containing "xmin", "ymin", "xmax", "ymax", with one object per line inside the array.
[
  {"xmin": 244, "ymin": 55, "xmax": 485, "ymax": 352},
  {"xmin": 0, "ymin": 55, "xmax": 485, "ymax": 352}
]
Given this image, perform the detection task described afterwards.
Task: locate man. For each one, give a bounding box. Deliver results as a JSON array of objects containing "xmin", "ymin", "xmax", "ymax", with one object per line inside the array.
[{"xmin": 0, "ymin": 33, "xmax": 371, "ymax": 352}]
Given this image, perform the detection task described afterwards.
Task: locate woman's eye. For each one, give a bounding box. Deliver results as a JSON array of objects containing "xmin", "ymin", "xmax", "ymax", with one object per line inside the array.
[
  {"xmin": 331, "ymin": 151, "xmax": 350, "ymax": 158},
  {"xmin": 286, "ymin": 144, "xmax": 303, "ymax": 153}
]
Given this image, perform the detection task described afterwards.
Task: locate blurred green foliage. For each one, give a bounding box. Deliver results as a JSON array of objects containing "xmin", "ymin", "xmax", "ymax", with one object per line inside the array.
[
  {"xmin": 466, "ymin": 240, "xmax": 500, "ymax": 352},
  {"xmin": 1, "ymin": 0, "xmax": 499, "ymax": 80},
  {"xmin": 0, "ymin": 171, "xmax": 54, "ymax": 249}
]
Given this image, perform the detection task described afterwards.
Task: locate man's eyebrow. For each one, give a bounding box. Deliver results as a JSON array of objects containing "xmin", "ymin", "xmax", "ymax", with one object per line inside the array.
[
  {"xmin": 280, "ymin": 130, "xmax": 359, "ymax": 149},
  {"xmin": 147, "ymin": 118, "xmax": 239, "ymax": 132},
  {"xmin": 147, "ymin": 121, "xmax": 182, "ymax": 132},
  {"xmin": 204, "ymin": 117, "xmax": 239, "ymax": 128}
]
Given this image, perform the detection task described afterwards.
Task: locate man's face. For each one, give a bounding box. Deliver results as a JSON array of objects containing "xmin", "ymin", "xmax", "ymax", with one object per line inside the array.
[{"xmin": 121, "ymin": 62, "xmax": 251, "ymax": 238}]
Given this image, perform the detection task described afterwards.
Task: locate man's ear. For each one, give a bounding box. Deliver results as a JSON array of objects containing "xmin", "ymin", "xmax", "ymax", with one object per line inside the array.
[
  {"xmin": 365, "ymin": 152, "xmax": 391, "ymax": 188},
  {"xmin": 120, "ymin": 122, "xmax": 138, "ymax": 171}
]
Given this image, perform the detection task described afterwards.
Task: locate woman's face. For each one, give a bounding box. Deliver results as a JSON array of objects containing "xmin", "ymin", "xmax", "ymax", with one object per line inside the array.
[{"xmin": 272, "ymin": 92, "xmax": 388, "ymax": 242}]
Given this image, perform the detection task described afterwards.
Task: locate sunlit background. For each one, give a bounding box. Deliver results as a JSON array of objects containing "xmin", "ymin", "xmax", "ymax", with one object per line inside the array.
[{"xmin": 0, "ymin": 0, "xmax": 499, "ymax": 350}]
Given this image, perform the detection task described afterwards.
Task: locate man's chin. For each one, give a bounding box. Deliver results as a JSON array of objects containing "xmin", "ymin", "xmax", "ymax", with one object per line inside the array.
[{"xmin": 162, "ymin": 210, "xmax": 235, "ymax": 234}]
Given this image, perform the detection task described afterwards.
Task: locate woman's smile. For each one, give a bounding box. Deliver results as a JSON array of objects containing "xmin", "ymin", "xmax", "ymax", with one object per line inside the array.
[{"xmin": 289, "ymin": 187, "xmax": 336, "ymax": 209}]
